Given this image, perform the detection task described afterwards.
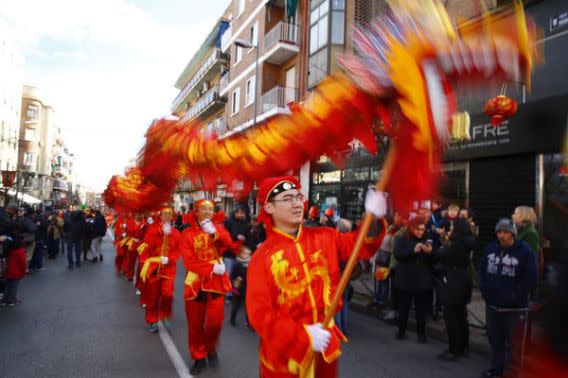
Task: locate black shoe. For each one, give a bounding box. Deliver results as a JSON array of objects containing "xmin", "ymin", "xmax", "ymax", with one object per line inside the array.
[
  {"xmin": 99, "ymin": 255, "xmax": 103, "ymax": 261},
  {"xmin": 190, "ymin": 359, "xmax": 206, "ymax": 375},
  {"xmin": 90, "ymin": 257, "xmax": 98, "ymax": 262},
  {"xmin": 395, "ymin": 331, "xmax": 406, "ymax": 340},
  {"xmin": 207, "ymin": 352, "xmax": 219, "ymax": 367},
  {"xmin": 417, "ymin": 334, "xmax": 427, "ymax": 343}
]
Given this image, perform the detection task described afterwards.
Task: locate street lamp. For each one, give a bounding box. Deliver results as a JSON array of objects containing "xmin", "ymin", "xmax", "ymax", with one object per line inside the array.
[{"xmin": 234, "ymin": 38, "xmax": 259, "ymax": 130}]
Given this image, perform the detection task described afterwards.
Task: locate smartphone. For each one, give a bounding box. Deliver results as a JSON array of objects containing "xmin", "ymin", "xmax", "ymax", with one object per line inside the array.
[{"xmin": 426, "ymin": 239, "xmax": 433, "ymax": 246}]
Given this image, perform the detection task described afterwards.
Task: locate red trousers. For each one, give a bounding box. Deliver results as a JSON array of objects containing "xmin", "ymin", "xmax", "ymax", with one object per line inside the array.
[
  {"xmin": 145, "ymin": 275, "xmax": 174, "ymax": 324},
  {"xmin": 136, "ymin": 261, "xmax": 147, "ymax": 306},
  {"xmin": 115, "ymin": 255, "xmax": 124, "ymax": 274},
  {"xmin": 185, "ymin": 293, "xmax": 225, "ymax": 360},
  {"xmin": 123, "ymin": 248, "xmax": 137, "ymax": 280},
  {"xmin": 259, "ymin": 355, "xmax": 337, "ymax": 378}
]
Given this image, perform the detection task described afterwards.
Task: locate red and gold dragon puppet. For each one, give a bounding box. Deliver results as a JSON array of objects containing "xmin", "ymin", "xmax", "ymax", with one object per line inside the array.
[{"xmin": 104, "ymin": 0, "xmax": 536, "ymax": 215}]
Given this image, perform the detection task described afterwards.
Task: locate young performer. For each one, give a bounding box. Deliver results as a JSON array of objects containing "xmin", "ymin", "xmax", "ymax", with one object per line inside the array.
[
  {"xmin": 246, "ymin": 176, "xmax": 387, "ymax": 377},
  {"xmin": 179, "ymin": 199, "xmax": 241, "ymax": 375},
  {"xmin": 141, "ymin": 206, "xmax": 180, "ymax": 333}
]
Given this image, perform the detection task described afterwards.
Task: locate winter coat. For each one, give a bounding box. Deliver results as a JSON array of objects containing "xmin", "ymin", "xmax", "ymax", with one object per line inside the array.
[
  {"xmin": 93, "ymin": 213, "xmax": 108, "ymax": 237},
  {"xmin": 478, "ymin": 240, "xmax": 537, "ymax": 309},
  {"xmin": 435, "ymin": 236, "xmax": 475, "ymax": 305},
  {"xmin": 63, "ymin": 211, "xmax": 84, "ymax": 242},
  {"xmin": 230, "ymin": 257, "xmax": 250, "ymax": 296},
  {"xmin": 516, "ymin": 224, "xmax": 540, "ymax": 261},
  {"xmin": 223, "ymin": 215, "xmax": 251, "ymax": 257},
  {"xmin": 393, "ymin": 234, "xmax": 433, "ymax": 292},
  {"xmin": 47, "ymin": 216, "xmax": 64, "ymax": 240},
  {"xmin": 6, "ymin": 247, "xmax": 26, "ymax": 280}
]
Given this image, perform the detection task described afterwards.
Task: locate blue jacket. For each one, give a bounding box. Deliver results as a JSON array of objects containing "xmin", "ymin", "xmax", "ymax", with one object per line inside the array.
[{"xmin": 478, "ymin": 240, "xmax": 537, "ymax": 309}]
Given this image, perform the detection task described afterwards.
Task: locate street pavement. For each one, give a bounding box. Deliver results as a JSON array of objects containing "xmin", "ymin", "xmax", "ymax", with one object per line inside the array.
[{"xmin": 0, "ymin": 236, "xmax": 489, "ymax": 378}]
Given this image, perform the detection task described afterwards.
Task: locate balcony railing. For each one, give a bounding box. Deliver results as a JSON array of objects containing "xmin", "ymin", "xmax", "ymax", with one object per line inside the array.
[
  {"xmin": 219, "ymin": 72, "xmax": 229, "ymax": 94},
  {"xmin": 220, "ymin": 25, "xmax": 232, "ymax": 52},
  {"xmin": 261, "ymin": 86, "xmax": 298, "ymax": 113},
  {"xmin": 182, "ymin": 85, "xmax": 226, "ymax": 121},
  {"xmin": 264, "ymin": 22, "xmax": 300, "ymax": 52},
  {"xmin": 171, "ymin": 49, "xmax": 228, "ymax": 111}
]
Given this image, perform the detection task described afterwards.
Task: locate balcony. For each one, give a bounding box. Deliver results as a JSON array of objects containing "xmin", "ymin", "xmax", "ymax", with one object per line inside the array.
[
  {"xmin": 182, "ymin": 85, "xmax": 227, "ymax": 122},
  {"xmin": 263, "ymin": 22, "xmax": 300, "ymax": 65},
  {"xmin": 52, "ymin": 178, "xmax": 68, "ymax": 192},
  {"xmin": 261, "ymin": 85, "xmax": 298, "ymax": 115},
  {"xmin": 220, "ymin": 25, "xmax": 232, "ymax": 53},
  {"xmin": 219, "ymin": 72, "xmax": 229, "ymax": 94},
  {"xmin": 171, "ymin": 49, "xmax": 229, "ymax": 113}
]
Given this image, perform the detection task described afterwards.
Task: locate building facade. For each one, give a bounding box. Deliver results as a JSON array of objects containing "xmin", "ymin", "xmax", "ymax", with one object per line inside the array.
[
  {"xmin": 18, "ymin": 85, "xmax": 56, "ymax": 202},
  {"xmin": 0, "ymin": 39, "xmax": 23, "ymax": 172}
]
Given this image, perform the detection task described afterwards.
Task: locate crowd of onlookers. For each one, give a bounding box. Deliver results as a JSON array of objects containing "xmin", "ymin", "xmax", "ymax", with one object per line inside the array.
[{"xmin": 0, "ymin": 203, "xmax": 107, "ymax": 306}]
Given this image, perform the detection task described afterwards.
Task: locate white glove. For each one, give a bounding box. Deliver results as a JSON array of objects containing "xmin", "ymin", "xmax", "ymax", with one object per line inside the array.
[
  {"xmin": 200, "ymin": 219, "xmax": 216, "ymax": 235},
  {"xmin": 306, "ymin": 323, "xmax": 331, "ymax": 352},
  {"xmin": 121, "ymin": 232, "xmax": 127, "ymax": 237},
  {"xmin": 161, "ymin": 256, "xmax": 169, "ymax": 265},
  {"xmin": 365, "ymin": 187, "xmax": 387, "ymax": 218},
  {"xmin": 147, "ymin": 217, "xmax": 154, "ymax": 225},
  {"xmin": 212, "ymin": 262, "xmax": 225, "ymax": 276}
]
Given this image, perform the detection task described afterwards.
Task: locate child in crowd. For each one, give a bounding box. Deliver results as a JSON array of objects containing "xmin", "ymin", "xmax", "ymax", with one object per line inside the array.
[{"xmin": 230, "ymin": 247, "xmax": 252, "ymax": 330}]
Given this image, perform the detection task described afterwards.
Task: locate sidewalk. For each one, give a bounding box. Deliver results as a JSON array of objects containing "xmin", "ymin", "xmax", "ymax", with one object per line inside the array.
[{"xmin": 349, "ymin": 272, "xmax": 491, "ymax": 354}]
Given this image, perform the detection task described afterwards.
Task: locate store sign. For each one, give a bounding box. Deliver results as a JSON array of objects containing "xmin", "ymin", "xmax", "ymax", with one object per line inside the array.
[
  {"xmin": 445, "ymin": 94, "xmax": 568, "ymax": 161},
  {"xmin": 550, "ymin": 10, "xmax": 568, "ymax": 34}
]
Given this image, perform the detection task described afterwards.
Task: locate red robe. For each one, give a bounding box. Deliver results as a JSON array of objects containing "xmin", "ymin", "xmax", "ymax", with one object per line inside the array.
[
  {"xmin": 123, "ymin": 217, "xmax": 143, "ymax": 280},
  {"xmin": 246, "ymin": 224, "xmax": 384, "ymax": 377},
  {"xmin": 142, "ymin": 221, "xmax": 180, "ymax": 324},
  {"xmin": 179, "ymin": 214, "xmax": 241, "ymax": 360},
  {"xmin": 114, "ymin": 216, "xmax": 128, "ymax": 274}
]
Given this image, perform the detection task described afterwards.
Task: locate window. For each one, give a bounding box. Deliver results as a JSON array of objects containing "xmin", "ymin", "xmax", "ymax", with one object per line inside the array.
[
  {"xmin": 26, "ymin": 104, "xmax": 38, "ymax": 119},
  {"xmin": 308, "ymin": 47, "xmax": 328, "ymax": 87},
  {"xmin": 245, "ymin": 77, "xmax": 255, "ymax": 106},
  {"xmin": 250, "ymin": 22, "xmax": 258, "ymax": 47},
  {"xmin": 309, "ymin": 0, "xmax": 329, "ymax": 54},
  {"xmin": 24, "ymin": 152, "xmax": 35, "ymax": 166},
  {"xmin": 235, "ymin": 46, "xmax": 243, "ymax": 65},
  {"xmin": 24, "ymin": 128, "xmax": 35, "ymax": 141},
  {"xmin": 231, "ymin": 88, "xmax": 241, "ymax": 115},
  {"xmin": 331, "ymin": 0, "xmax": 345, "ymax": 44},
  {"xmin": 237, "ymin": 0, "xmax": 245, "ymax": 16}
]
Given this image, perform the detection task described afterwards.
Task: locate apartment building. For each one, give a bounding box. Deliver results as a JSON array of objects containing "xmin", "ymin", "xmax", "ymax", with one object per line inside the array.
[
  {"xmin": 219, "ymin": 0, "xmax": 304, "ymax": 137},
  {"xmin": 18, "ymin": 85, "xmax": 56, "ymax": 202},
  {"xmin": 0, "ymin": 38, "xmax": 24, "ymax": 172}
]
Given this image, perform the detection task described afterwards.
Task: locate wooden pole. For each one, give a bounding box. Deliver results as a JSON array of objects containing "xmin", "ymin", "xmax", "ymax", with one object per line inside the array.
[{"xmin": 323, "ymin": 143, "xmax": 396, "ymax": 328}]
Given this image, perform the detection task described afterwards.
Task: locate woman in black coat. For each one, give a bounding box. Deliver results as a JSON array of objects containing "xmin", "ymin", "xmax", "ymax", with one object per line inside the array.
[
  {"xmin": 393, "ymin": 217, "xmax": 433, "ymax": 343},
  {"xmin": 434, "ymin": 217, "xmax": 475, "ymax": 360}
]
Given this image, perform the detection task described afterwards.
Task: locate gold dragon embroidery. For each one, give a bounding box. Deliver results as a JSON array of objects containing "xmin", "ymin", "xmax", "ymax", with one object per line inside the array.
[{"xmin": 270, "ymin": 250, "xmax": 332, "ymax": 306}]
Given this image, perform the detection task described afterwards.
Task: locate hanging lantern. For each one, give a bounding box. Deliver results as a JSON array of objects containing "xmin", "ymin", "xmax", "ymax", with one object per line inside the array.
[{"xmin": 484, "ymin": 94, "xmax": 518, "ymax": 127}]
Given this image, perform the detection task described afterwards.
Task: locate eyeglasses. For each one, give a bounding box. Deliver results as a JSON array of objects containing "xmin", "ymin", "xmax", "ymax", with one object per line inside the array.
[{"xmin": 270, "ymin": 194, "xmax": 305, "ymax": 205}]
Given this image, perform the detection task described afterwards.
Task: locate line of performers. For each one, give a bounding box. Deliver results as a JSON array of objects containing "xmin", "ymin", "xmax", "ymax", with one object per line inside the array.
[{"xmin": 112, "ymin": 176, "xmax": 388, "ymax": 377}]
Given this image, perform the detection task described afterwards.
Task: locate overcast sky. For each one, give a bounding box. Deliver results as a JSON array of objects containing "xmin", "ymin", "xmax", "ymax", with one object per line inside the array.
[{"xmin": 0, "ymin": 0, "xmax": 230, "ymax": 191}]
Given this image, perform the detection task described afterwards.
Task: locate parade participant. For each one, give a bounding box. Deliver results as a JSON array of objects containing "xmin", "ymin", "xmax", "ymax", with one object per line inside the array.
[
  {"xmin": 246, "ymin": 176, "xmax": 387, "ymax": 377},
  {"xmin": 179, "ymin": 199, "xmax": 241, "ymax": 375},
  {"xmin": 135, "ymin": 212, "xmax": 154, "ymax": 305},
  {"xmin": 141, "ymin": 206, "xmax": 180, "ymax": 333},
  {"xmin": 123, "ymin": 213, "xmax": 144, "ymax": 281},
  {"xmin": 114, "ymin": 213, "xmax": 128, "ymax": 274},
  {"xmin": 304, "ymin": 206, "xmax": 320, "ymax": 228}
]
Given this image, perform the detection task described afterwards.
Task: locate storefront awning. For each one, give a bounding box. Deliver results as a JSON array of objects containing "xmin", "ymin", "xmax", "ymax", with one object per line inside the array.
[{"xmin": 2, "ymin": 188, "xmax": 42, "ymax": 204}]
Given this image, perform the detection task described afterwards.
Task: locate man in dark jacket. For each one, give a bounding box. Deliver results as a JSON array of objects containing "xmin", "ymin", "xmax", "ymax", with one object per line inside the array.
[
  {"xmin": 64, "ymin": 210, "xmax": 84, "ymax": 269},
  {"xmin": 92, "ymin": 210, "xmax": 107, "ymax": 261},
  {"xmin": 223, "ymin": 204, "xmax": 251, "ymax": 292},
  {"xmin": 479, "ymin": 218, "xmax": 537, "ymax": 378}
]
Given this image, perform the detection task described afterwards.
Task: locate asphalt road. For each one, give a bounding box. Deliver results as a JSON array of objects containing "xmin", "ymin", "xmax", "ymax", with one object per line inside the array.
[{"xmin": 0, "ymin": 236, "xmax": 489, "ymax": 377}]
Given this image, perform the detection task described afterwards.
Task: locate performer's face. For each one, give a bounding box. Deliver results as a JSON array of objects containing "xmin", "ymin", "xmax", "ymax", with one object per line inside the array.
[
  {"xmin": 196, "ymin": 205, "xmax": 214, "ymax": 222},
  {"xmin": 265, "ymin": 189, "xmax": 305, "ymax": 228},
  {"xmin": 160, "ymin": 211, "xmax": 173, "ymax": 224}
]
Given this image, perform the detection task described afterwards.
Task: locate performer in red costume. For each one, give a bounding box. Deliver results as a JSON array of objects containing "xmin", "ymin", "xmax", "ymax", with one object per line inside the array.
[
  {"xmin": 141, "ymin": 206, "xmax": 180, "ymax": 333},
  {"xmin": 246, "ymin": 176, "xmax": 387, "ymax": 377},
  {"xmin": 179, "ymin": 199, "xmax": 241, "ymax": 375},
  {"xmin": 123, "ymin": 213, "xmax": 144, "ymax": 281},
  {"xmin": 135, "ymin": 212, "xmax": 155, "ymax": 306},
  {"xmin": 113, "ymin": 213, "xmax": 128, "ymax": 274}
]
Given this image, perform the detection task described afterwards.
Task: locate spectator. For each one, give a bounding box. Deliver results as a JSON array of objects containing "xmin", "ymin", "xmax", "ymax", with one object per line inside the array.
[
  {"xmin": 436, "ymin": 204, "xmax": 460, "ymax": 242},
  {"xmin": 459, "ymin": 208, "xmax": 479, "ymax": 237},
  {"xmin": 92, "ymin": 210, "xmax": 107, "ymax": 262},
  {"xmin": 64, "ymin": 210, "xmax": 84, "ymax": 269},
  {"xmin": 224, "ymin": 204, "xmax": 251, "ymax": 300},
  {"xmin": 81, "ymin": 210, "xmax": 95, "ymax": 262},
  {"xmin": 334, "ymin": 218, "xmax": 355, "ymax": 334},
  {"xmin": 46, "ymin": 211, "xmax": 64, "ymax": 259},
  {"xmin": 435, "ymin": 218, "xmax": 475, "ymax": 361},
  {"xmin": 28, "ymin": 209, "xmax": 48, "ymax": 271},
  {"xmin": 393, "ymin": 216, "xmax": 433, "ymax": 343},
  {"xmin": 512, "ymin": 206, "xmax": 541, "ymax": 273},
  {"xmin": 430, "ymin": 199, "xmax": 443, "ymax": 226},
  {"xmin": 373, "ymin": 216, "xmax": 394, "ymax": 306},
  {"xmin": 320, "ymin": 207, "xmax": 336, "ymax": 228},
  {"xmin": 20, "ymin": 208, "xmax": 37, "ymax": 272},
  {"xmin": 382, "ymin": 214, "xmax": 407, "ymax": 321},
  {"xmin": 479, "ymin": 218, "xmax": 538, "ymax": 378},
  {"xmin": 0, "ymin": 223, "xmax": 26, "ymax": 306},
  {"xmin": 247, "ymin": 215, "xmax": 266, "ymax": 252},
  {"xmin": 230, "ymin": 246, "xmax": 252, "ymax": 330}
]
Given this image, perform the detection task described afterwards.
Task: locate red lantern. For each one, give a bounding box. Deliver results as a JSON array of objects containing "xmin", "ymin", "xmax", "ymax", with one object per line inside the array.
[
  {"xmin": 1, "ymin": 170, "xmax": 17, "ymax": 187},
  {"xmin": 484, "ymin": 95, "xmax": 518, "ymax": 127}
]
